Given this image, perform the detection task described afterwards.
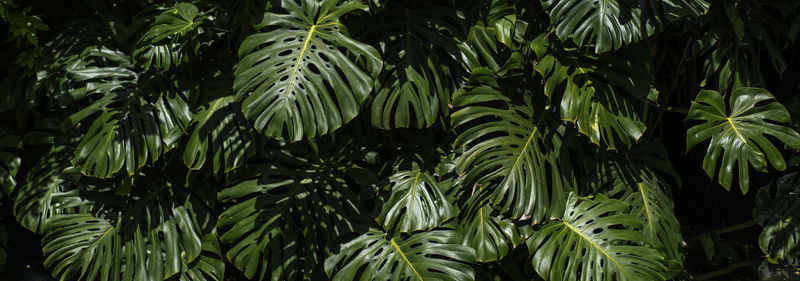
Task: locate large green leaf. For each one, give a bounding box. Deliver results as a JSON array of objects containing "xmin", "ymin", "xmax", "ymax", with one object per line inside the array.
[
  {"xmin": 133, "ymin": 3, "xmax": 215, "ymax": 70},
  {"xmin": 458, "ymin": 204, "xmax": 533, "ymax": 263},
  {"xmin": 41, "ymin": 172, "xmax": 222, "ymax": 281},
  {"xmin": 324, "ymin": 228, "xmax": 476, "ymax": 281},
  {"xmin": 527, "ymin": 193, "xmax": 668, "ymax": 281},
  {"xmin": 183, "ymin": 96, "xmax": 256, "ymax": 175},
  {"xmin": 542, "ymin": 0, "xmax": 656, "ymax": 53},
  {"xmin": 0, "ymin": 126, "xmax": 21, "ymax": 195},
  {"xmin": 61, "ymin": 47, "xmax": 191, "ymax": 178},
  {"xmin": 13, "ymin": 146, "xmax": 83, "ymax": 234},
  {"xmin": 233, "ymin": 0, "xmax": 382, "ymax": 142},
  {"xmin": 365, "ymin": 2, "xmax": 462, "ymax": 129},
  {"xmin": 217, "ymin": 140, "xmax": 374, "ymax": 280},
  {"xmin": 451, "ymin": 80, "xmax": 572, "ymax": 222},
  {"xmin": 686, "ymin": 88, "xmax": 800, "ymax": 193},
  {"xmin": 542, "ymin": 0, "xmax": 708, "ymax": 53},
  {"xmin": 377, "ymin": 170, "xmax": 454, "ymax": 234},
  {"xmin": 754, "ymin": 172, "xmax": 800, "ymax": 265},
  {"xmin": 609, "ymin": 172, "xmax": 683, "ymax": 275}
]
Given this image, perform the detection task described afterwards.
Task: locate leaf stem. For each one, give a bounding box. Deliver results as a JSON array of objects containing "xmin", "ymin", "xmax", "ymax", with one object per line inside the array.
[
  {"xmin": 694, "ymin": 261, "xmax": 753, "ymax": 280},
  {"xmin": 689, "ymin": 219, "xmax": 758, "ymax": 241}
]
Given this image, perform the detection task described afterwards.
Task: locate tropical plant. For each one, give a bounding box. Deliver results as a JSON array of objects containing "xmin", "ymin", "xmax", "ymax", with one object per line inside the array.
[{"xmin": 1, "ymin": 0, "xmax": 799, "ymax": 280}]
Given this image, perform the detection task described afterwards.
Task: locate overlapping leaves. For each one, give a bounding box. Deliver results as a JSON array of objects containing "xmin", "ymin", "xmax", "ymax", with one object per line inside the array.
[
  {"xmin": 754, "ymin": 172, "xmax": 800, "ymax": 265},
  {"xmin": 40, "ymin": 171, "xmax": 223, "ymax": 281},
  {"xmin": 133, "ymin": 3, "xmax": 216, "ymax": 70},
  {"xmin": 451, "ymin": 74, "xmax": 572, "ymax": 222},
  {"xmin": 60, "ymin": 47, "xmax": 191, "ymax": 178},
  {"xmin": 217, "ymin": 139, "xmax": 374, "ymax": 280},
  {"xmin": 364, "ymin": 1, "xmax": 462, "ymax": 129}
]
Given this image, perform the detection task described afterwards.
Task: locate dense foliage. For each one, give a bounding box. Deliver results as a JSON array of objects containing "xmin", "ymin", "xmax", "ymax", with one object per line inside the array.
[{"xmin": 1, "ymin": 0, "xmax": 800, "ymax": 280}]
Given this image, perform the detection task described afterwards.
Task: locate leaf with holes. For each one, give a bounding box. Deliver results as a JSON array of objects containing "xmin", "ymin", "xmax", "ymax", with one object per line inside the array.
[
  {"xmin": 451, "ymin": 83, "xmax": 572, "ymax": 222},
  {"xmin": 377, "ymin": 170, "xmax": 454, "ymax": 234},
  {"xmin": 234, "ymin": 0, "xmax": 382, "ymax": 142},
  {"xmin": 527, "ymin": 193, "xmax": 668, "ymax": 281},
  {"xmin": 183, "ymin": 96, "xmax": 256, "ymax": 175},
  {"xmin": 324, "ymin": 228, "xmax": 476, "ymax": 281},
  {"xmin": 754, "ymin": 172, "xmax": 800, "ymax": 265},
  {"xmin": 686, "ymin": 88, "xmax": 800, "ymax": 193},
  {"xmin": 459, "ymin": 204, "xmax": 533, "ymax": 263}
]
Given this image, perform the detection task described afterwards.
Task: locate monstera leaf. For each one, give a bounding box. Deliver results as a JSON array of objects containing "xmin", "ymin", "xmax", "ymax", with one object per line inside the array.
[
  {"xmin": 183, "ymin": 96, "xmax": 256, "ymax": 175},
  {"xmin": 527, "ymin": 194, "xmax": 668, "ymax": 281},
  {"xmin": 610, "ymin": 172, "xmax": 683, "ymax": 274},
  {"xmin": 61, "ymin": 47, "xmax": 191, "ymax": 178},
  {"xmin": 754, "ymin": 172, "xmax": 800, "ymax": 265},
  {"xmin": 217, "ymin": 140, "xmax": 375, "ymax": 280},
  {"xmin": 451, "ymin": 78, "xmax": 572, "ymax": 222},
  {"xmin": 534, "ymin": 49, "xmax": 653, "ymax": 149},
  {"xmin": 542, "ymin": 0, "xmax": 708, "ymax": 53},
  {"xmin": 41, "ymin": 172, "xmax": 223, "ymax": 281},
  {"xmin": 134, "ymin": 3, "xmax": 215, "ymax": 70},
  {"xmin": 324, "ymin": 228, "xmax": 476, "ymax": 281},
  {"xmin": 13, "ymin": 146, "xmax": 83, "ymax": 234},
  {"xmin": 0, "ymin": 126, "xmax": 21, "ymax": 195},
  {"xmin": 377, "ymin": 170, "xmax": 455, "ymax": 234},
  {"xmin": 542, "ymin": 0, "xmax": 656, "ymax": 53},
  {"xmin": 686, "ymin": 88, "xmax": 800, "ymax": 193},
  {"xmin": 458, "ymin": 204, "xmax": 533, "ymax": 263},
  {"xmin": 365, "ymin": 2, "xmax": 461, "ymax": 129},
  {"xmin": 233, "ymin": 0, "xmax": 382, "ymax": 142}
]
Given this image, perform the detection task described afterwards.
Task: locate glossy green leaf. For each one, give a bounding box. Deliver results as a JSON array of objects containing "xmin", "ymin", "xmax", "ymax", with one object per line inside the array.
[
  {"xmin": 534, "ymin": 51, "xmax": 651, "ymax": 149},
  {"xmin": 610, "ymin": 172, "xmax": 683, "ymax": 274},
  {"xmin": 325, "ymin": 228, "xmax": 476, "ymax": 281},
  {"xmin": 234, "ymin": 0, "xmax": 382, "ymax": 142},
  {"xmin": 458, "ymin": 204, "xmax": 533, "ymax": 263},
  {"xmin": 542, "ymin": 0, "xmax": 657, "ymax": 53},
  {"xmin": 377, "ymin": 170, "xmax": 454, "ymax": 234},
  {"xmin": 686, "ymin": 88, "xmax": 800, "ymax": 193},
  {"xmin": 366, "ymin": 3, "xmax": 461, "ymax": 129},
  {"xmin": 528, "ymin": 193, "xmax": 668, "ymax": 281},
  {"xmin": 451, "ymin": 84, "xmax": 572, "ymax": 222},
  {"xmin": 754, "ymin": 172, "xmax": 800, "ymax": 265},
  {"xmin": 133, "ymin": 3, "xmax": 213, "ymax": 70},
  {"xmin": 41, "ymin": 174, "xmax": 221, "ymax": 281},
  {"xmin": 183, "ymin": 96, "xmax": 256, "ymax": 175},
  {"xmin": 62, "ymin": 47, "xmax": 191, "ymax": 178},
  {"xmin": 217, "ymin": 141, "xmax": 374, "ymax": 281},
  {"xmin": 13, "ymin": 146, "xmax": 83, "ymax": 234}
]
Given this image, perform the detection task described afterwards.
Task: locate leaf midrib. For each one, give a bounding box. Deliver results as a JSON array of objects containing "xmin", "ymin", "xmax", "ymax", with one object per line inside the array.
[
  {"xmin": 283, "ymin": 25, "xmax": 317, "ymax": 107},
  {"xmin": 563, "ymin": 221, "xmax": 632, "ymax": 278},
  {"xmin": 390, "ymin": 237, "xmax": 423, "ymax": 280}
]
